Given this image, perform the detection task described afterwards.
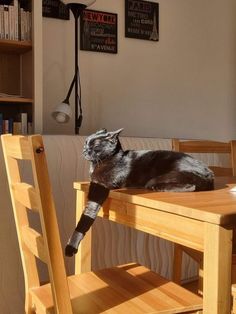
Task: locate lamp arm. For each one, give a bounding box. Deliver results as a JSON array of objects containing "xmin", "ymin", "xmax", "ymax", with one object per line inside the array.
[
  {"xmin": 64, "ymin": 72, "xmax": 77, "ymax": 102},
  {"xmin": 76, "ymin": 64, "xmax": 83, "ymax": 127},
  {"xmin": 77, "ymin": 65, "xmax": 82, "ymax": 114}
]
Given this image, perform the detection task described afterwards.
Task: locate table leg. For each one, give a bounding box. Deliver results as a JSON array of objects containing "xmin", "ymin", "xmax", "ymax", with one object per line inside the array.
[
  {"xmin": 75, "ymin": 190, "xmax": 92, "ymax": 274},
  {"xmin": 203, "ymin": 223, "xmax": 232, "ymax": 313}
]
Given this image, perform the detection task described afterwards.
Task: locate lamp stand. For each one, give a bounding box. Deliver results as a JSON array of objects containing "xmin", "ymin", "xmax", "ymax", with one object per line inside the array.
[{"xmin": 68, "ymin": 4, "xmax": 86, "ymax": 134}]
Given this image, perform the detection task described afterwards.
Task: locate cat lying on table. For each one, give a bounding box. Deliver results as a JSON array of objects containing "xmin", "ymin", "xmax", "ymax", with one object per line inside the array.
[{"xmin": 65, "ymin": 128, "xmax": 214, "ymax": 257}]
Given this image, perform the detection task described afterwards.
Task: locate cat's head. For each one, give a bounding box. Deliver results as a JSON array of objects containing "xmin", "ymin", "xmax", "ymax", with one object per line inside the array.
[{"xmin": 83, "ymin": 128, "xmax": 123, "ymax": 162}]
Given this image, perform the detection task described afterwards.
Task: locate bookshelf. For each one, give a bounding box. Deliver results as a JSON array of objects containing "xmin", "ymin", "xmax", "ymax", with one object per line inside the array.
[{"xmin": 0, "ymin": 0, "xmax": 42, "ymax": 134}]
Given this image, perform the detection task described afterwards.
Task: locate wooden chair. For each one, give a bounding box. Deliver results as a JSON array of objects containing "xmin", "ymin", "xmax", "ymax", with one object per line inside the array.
[
  {"xmin": 232, "ymin": 284, "xmax": 236, "ymax": 314},
  {"xmin": 172, "ymin": 139, "xmax": 236, "ymax": 291},
  {"xmin": 1, "ymin": 134, "xmax": 203, "ymax": 314}
]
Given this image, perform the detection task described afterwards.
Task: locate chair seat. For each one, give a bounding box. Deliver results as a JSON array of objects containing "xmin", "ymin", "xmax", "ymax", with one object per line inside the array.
[{"xmin": 30, "ymin": 263, "xmax": 202, "ymax": 313}]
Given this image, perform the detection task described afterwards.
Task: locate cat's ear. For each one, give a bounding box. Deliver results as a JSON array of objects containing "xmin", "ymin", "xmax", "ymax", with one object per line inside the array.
[
  {"xmin": 107, "ymin": 128, "xmax": 123, "ymax": 140},
  {"xmin": 96, "ymin": 128, "xmax": 107, "ymax": 135}
]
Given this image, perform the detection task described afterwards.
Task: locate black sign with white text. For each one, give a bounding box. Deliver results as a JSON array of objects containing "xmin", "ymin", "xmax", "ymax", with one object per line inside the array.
[
  {"xmin": 125, "ymin": 0, "xmax": 159, "ymax": 41},
  {"xmin": 42, "ymin": 0, "xmax": 69, "ymax": 20},
  {"xmin": 80, "ymin": 9, "xmax": 118, "ymax": 54}
]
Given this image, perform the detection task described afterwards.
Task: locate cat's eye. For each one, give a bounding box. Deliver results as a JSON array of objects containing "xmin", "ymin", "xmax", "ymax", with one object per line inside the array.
[
  {"xmin": 93, "ymin": 147, "xmax": 100, "ymax": 152},
  {"xmin": 94, "ymin": 140, "xmax": 101, "ymax": 146}
]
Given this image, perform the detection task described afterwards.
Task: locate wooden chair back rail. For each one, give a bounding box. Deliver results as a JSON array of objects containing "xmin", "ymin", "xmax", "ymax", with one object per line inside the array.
[
  {"xmin": 172, "ymin": 139, "xmax": 232, "ymax": 153},
  {"xmin": 209, "ymin": 166, "xmax": 232, "ymax": 176},
  {"xmin": 3, "ymin": 135, "xmax": 32, "ymax": 159},
  {"xmin": 172, "ymin": 139, "xmax": 236, "ymax": 176},
  {"xmin": 21, "ymin": 226, "xmax": 48, "ymax": 263},
  {"xmin": 11, "ymin": 182, "xmax": 39, "ymax": 212}
]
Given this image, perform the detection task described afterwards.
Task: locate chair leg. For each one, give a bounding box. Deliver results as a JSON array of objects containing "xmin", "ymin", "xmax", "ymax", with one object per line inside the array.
[
  {"xmin": 232, "ymin": 257, "xmax": 236, "ymax": 314},
  {"xmin": 232, "ymin": 284, "xmax": 236, "ymax": 314},
  {"xmin": 173, "ymin": 243, "xmax": 183, "ymax": 284},
  {"xmin": 25, "ymin": 293, "xmax": 36, "ymax": 314},
  {"xmin": 232, "ymin": 255, "xmax": 236, "ymax": 284},
  {"xmin": 198, "ymin": 259, "xmax": 203, "ymax": 295}
]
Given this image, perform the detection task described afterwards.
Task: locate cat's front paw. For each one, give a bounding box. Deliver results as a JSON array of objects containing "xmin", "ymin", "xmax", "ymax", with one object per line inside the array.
[
  {"xmin": 65, "ymin": 230, "xmax": 84, "ymax": 257},
  {"xmin": 65, "ymin": 244, "xmax": 78, "ymax": 257}
]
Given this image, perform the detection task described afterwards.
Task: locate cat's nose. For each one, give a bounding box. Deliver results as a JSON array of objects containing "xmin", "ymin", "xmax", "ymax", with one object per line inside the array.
[{"xmin": 83, "ymin": 148, "xmax": 92, "ymax": 155}]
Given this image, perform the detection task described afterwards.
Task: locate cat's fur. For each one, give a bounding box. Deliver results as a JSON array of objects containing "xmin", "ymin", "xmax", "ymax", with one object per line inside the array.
[{"xmin": 65, "ymin": 128, "xmax": 214, "ymax": 256}]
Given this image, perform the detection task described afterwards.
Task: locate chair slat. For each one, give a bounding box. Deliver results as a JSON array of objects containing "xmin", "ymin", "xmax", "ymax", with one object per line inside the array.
[
  {"xmin": 21, "ymin": 226, "xmax": 47, "ymax": 263},
  {"xmin": 173, "ymin": 139, "xmax": 231, "ymax": 153},
  {"xmin": 4, "ymin": 135, "xmax": 32, "ymax": 160},
  {"xmin": 209, "ymin": 166, "xmax": 233, "ymax": 177},
  {"xmin": 231, "ymin": 141, "xmax": 236, "ymax": 176},
  {"xmin": 12, "ymin": 183, "xmax": 39, "ymax": 212},
  {"xmin": 172, "ymin": 139, "xmax": 235, "ymax": 177}
]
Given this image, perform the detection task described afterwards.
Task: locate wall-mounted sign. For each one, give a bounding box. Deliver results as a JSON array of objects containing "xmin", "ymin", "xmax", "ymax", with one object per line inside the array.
[
  {"xmin": 80, "ymin": 9, "xmax": 118, "ymax": 54},
  {"xmin": 42, "ymin": 0, "xmax": 70, "ymax": 20},
  {"xmin": 125, "ymin": 0, "xmax": 159, "ymax": 41}
]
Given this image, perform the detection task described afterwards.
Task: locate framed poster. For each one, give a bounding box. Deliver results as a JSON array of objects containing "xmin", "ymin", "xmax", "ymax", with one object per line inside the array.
[
  {"xmin": 80, "ymin": 9, "xmax": 118, "ymax": 54},
  {"xmin": 42, "ymin": 0, "xmax": 70, "ymax": 20},
  {"xmin": 125, "ymin": 0, "xmax": 159, "ymax": 41}
]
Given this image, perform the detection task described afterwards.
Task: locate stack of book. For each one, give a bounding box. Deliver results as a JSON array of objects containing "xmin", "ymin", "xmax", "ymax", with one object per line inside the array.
[
  {"xmin": 0, "ymin": 0, "xmax": 31, "ymax": 41},
  {"xmin": 0, "ymin": 112, "xmax": 32, "ymax": 135}
]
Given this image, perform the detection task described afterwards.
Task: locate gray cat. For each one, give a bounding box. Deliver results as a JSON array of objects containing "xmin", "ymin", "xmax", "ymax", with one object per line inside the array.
[{"xmin": 65, "ymin": 128, "xmax": 214, "ymax": 256}]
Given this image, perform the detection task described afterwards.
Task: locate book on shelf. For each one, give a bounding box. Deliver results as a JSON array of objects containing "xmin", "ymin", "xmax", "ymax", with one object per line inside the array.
[
  {"xmin": 20, "ymin": 112, "xmax": 27, "ymax": 134},
  {"xmin": 0, "ymin": 113, "xmax": 3, "ymax": 134},
  {"xmin": 13, "ymin": 0, "xmax": 18, "ymax": 40},
  {"xmin": 0, "ymin": 5, "xmax": 4, "ymax": 40},
  {"xmin": 13, "ymin": 121, "xmax": 21, "ymax": 134},
  {"xmin": 3, "ymin": 4, "xmax": 9, "ymax": 40},
  {"xmin": 0, "ymin": 112, "xmax": 32, "ymax": 135},
  {"xmin": 3, "ymin": 119, "xmax": 9, "ymax": 133},
  {"xmin": 8, "ymin": 117, "xmax": 13, "ymax": 133},
  {"xmin": 27, "ymin": 121, "xmax": 32, "ymax": 134},
  {"xmin": 8, "ymin": 4, "xmax": 14, "ymax": 40},
  {"xmin": 0, "ymin": 115, "xmax": 10, "ymax": 135},
  {"xmin": 0, "ymin": 0, "xmax": 31, "ymax": 41}
]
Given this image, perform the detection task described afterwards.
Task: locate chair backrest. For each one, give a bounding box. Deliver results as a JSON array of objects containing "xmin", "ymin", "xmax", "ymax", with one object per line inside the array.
[
  {"xmin": 1, "ymin": 134, "xmax": 73, "ymax": 313},
  {"xmin": 172, "ymin": 139, "xmax": 236, "ymax": 176}
]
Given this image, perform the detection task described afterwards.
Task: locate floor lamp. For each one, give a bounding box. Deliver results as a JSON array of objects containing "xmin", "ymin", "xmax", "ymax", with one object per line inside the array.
[{"xmin": 52, "ymin": 0, "xmax": 96, "ymax": 134}]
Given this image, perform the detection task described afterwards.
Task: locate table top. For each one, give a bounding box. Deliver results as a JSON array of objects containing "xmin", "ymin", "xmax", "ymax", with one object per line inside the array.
[{"xmin": 74, "ymin": 177, "xmax": 236, "ymax": 226}]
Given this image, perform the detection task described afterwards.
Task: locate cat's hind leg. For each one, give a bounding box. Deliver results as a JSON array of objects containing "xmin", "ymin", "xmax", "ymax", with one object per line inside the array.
[
  {"xmin": 145, "ymin": 171, "xmax": 196, "ymax": 192},
  {"xmin": 146, "ymin": 181, "xmax": 196, "ymax": 192}
]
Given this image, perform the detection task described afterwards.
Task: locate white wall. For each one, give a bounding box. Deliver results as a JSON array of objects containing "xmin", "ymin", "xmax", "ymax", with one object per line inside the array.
[{"xmin": 43, "ymin": 0, "xmax": 236, "ymax": 141}]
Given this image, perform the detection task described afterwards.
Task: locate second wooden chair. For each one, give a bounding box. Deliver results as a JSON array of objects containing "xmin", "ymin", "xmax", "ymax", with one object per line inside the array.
[{"xmin": 172, "ymin": 138, "xmax": 236, "ymax": 292}]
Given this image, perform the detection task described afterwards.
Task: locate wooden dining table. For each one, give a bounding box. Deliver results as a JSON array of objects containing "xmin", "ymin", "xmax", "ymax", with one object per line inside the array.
[{"xmin": 74, "ymin": 177, "xmax": 236, "ymax": 314}]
